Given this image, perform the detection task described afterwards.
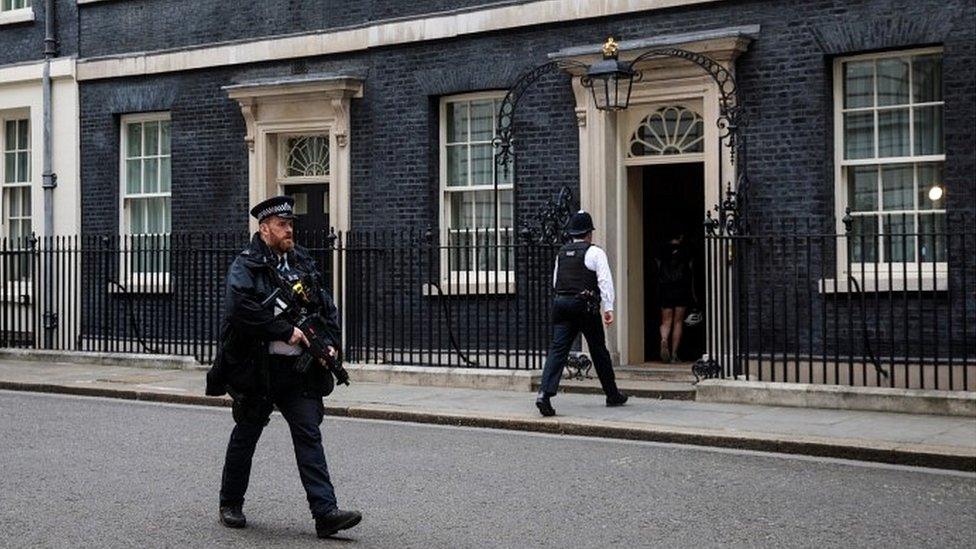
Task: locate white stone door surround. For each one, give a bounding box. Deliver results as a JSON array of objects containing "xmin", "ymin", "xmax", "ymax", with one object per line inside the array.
[
  {"xmin": 225, "ymin": 74, "xmax": 363, "ymax": 234},
  {"xmin": 558, "ymin": 30, "xmax": 753, "ymax": 365}
]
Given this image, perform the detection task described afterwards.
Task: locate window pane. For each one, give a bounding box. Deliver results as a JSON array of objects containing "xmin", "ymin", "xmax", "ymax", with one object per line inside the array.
[
  {"xmin": 847, "ymin": 166, "xmax": 877, "ymax": 212},
  {"xmin": 470, "ymin": 143, "xmax": 492, "ymax": 186},
  {"xmin": 17, "ymin": 120, "xmax": 29, "ymax": 150},
  {"xmin": 126, "ymin": 159, "xmax": 142, "ymax": 194},
  {"xmin": 912, "ymin": 54, "xmax": 942, "ymax": 103},
  {"xmin": 3, "ymin": 120, "xmax": 14, "ymax": 150},
  {"xmin": 917, "ymin": 163, "xmax": 944, "ymax": 210},
  {"xmin": 881, "ymin": 164, "xmax": 913, "ymax": 211},
  {"xmin": 449, "ymin": 192, "xmax": 472, "ymax": 230},
  {"xmin": 848, "ymin": 215, "xmax": 878, "ymax": 263},
  {"xmin": 497, "ymin": 158, "xmax": 513, "ymax": 187},
  {"xmin": 918, "ymin": 213, "xmax": 946, "ymax": 262},
  {"xmin": 4, "ymin": 152, "xmax": 14, "ymax": 183},
  {"xmin": 844, "ymin": 112, "xmax": 874, "ymax": 159},
  {"xmin": 843, "ymin": 61, "xmax": 874, "ymax": 109},
  {"xmin": 878, "ymin": 108, "xmax": 909, "ymax": 157},
  {"xmin": 159, "ymin": 157, "xmax": 171, "ymax": 193},
  {"xmin": 127, "ymin": 123, "xmax": 142, "ymax": 159},
  {"xmin": 876, "ymin": 58, "xmax": 909, "ymax": 106},
  {"xmin": 130, "ymin": 199, "xmax": 145, "ymax": 234},
  {"xmin": 160, "ymin": 121, "xmax": 171, "ymax": 155},
  {"xmin": 883, "ymin": 213, "xmax": 914, "ymax": 263},
  {"xmin": 20, "ymin": 186, "xmax": 30, "ymax": 216},
  {"xmin": 162, "ymin": 198, "xmax": 171, "ymax": 232},
  {"xmin": 144, "ymin": 121, "xmax": 159, "ymax": 156},
  {"xmin": 144, "ymin": 158, "xmax": 158, "ymax": 193},
  {"xmin": 16, "ymin": 151, "xmax": 29, "ymax": 182},
  {"xmin": 473, "ymin": 190, "xmax": 495, "ymax": 229},
  {"xmin": 499, "ymin": 189, "xmax": 513, "ymax": 229},
  {"xmin": 469, "ymin": 101, "xmax": 494, "ymax": 142},
  {"xmin": 8, "ymin": 186, "xmax": 20, "ymax": 218},
  {"xmin": 913, "ymin": 105, "xmax": 943, "ymax": 156},
  {"xmin": 446, "ymin": 145, "xmax": 467, "ymax": 187},
  {"xmin": 146, "ymin": 198, "xmax": 164, "ymax": 233},
  {"xmin": 446, "ymin": 102, "xmax": 467, "ymax": 143}
]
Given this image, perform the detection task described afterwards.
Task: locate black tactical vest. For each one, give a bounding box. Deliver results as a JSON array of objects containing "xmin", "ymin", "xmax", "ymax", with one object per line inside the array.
[{"xmin": 554, "ymin": 241, "xmax": 599, "ymax": 295}]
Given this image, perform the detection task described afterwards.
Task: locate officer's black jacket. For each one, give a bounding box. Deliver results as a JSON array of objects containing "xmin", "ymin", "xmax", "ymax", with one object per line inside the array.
[{"xmin": 205, "ymin": 233, "xmax": 340, "ymax": 399}]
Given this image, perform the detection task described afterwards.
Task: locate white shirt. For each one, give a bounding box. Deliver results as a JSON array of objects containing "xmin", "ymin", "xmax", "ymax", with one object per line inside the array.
[
  {"xmin": 552, "ymin": 240, "xmax": 615, "ymax": 313},
  {"xmin": 269, "ymin": 253, "xmax": 303, "ymax": 356}
]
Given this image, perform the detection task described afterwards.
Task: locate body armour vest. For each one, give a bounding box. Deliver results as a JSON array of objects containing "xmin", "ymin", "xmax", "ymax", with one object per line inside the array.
[{"xmin": 554, "ymin": 241, "xmax": 599, "ymax": 295}]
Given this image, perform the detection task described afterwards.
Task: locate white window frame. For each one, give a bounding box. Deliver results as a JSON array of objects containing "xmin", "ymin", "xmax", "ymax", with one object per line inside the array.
[
  {"xmin": 0, "ymin": 112, "xmax": 33, "ymax": 292},
  {"xmin": 0, "ymin": 0, "xmax": 34, "ymax": 25},
  {"xmin": 830, "ymin": 47, "xmax": 947, "ymax": 292},
  {"xmin": 119, "ymin": 112, "xmax": 172, "ymax": 291},
  {"xmin": 438, "ymin": 91, "xmax": 515, "ymax": 294}
]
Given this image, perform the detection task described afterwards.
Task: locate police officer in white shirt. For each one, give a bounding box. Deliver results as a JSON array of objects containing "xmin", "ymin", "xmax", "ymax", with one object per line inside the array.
[{"xmin": 536, "ymin": 211, "xmax": 628, "ymax": 416}]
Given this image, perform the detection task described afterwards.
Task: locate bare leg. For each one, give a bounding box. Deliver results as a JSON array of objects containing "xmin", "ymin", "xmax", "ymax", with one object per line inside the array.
[
  {"xmin": 671, "ymin": 306, "xmax": 687, "ymax": 361},
  {"xmin": 659, "ymin": 308, "xmax": 674, "ymax": 362}
]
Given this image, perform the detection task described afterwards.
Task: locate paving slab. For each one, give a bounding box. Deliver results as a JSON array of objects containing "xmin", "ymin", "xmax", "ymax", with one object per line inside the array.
[{"xmin": 0, "ymin": 358, "xmax": 973, "ymax": 471}]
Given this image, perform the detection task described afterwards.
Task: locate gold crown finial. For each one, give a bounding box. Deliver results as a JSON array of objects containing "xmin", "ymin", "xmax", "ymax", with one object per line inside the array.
[{"xmin": 602, "ymin": 36, "xmax": 619, "ymax": 59}]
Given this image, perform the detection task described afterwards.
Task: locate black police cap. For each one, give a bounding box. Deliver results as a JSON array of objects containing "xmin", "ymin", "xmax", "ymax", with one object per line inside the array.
[
  {"xmin": 250, "ymin": 195, "xmax": 297, "ymax": 222},
  {"xmin": 565, "ymin": 210, "xmax": 595, "ymax": 237}
]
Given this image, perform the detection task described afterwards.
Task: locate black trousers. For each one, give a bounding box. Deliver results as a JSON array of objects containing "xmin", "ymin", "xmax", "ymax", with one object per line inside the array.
[
  {"xmin": 219, "ymin": 357, "xmax": 338, "ymax": 518},
  {"xmin": 539, "ymin": 295, "xmax": 620, "ymax": 397}
]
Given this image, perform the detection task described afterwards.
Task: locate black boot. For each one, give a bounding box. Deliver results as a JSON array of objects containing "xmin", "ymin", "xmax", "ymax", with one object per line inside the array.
[
  {"xmin": 219, "ymin": 505, "xmax": 246, "ymax": 529},
  {"xmin": 606, "ymin": 392, "xmax": 629, "ymax": 407},
  {"xmin": 316, "ymin": 509, "xmax": 363, "ymax": 538},
  {"xmin": 536, "ymin": 396, "xmax": 556, "ymax": 417}
]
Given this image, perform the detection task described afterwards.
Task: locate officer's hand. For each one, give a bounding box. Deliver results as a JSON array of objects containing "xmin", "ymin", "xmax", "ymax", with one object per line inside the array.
[
  {"xmin": 326, "ymin": 346, "xmax": 338, "ymax": 358},
  {"xmin": 603, "ymin": 311, "xmax": 614, "ymax": 326},
  {"xmin": 288, "ymin": 327, "xmax": 309, "ymax": 347}
]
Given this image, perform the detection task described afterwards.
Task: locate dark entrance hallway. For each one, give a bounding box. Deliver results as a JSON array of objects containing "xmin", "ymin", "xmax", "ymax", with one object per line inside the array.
[{"xmin": 642, "ymin": 163, "xmax": 706, "ymax": 363}]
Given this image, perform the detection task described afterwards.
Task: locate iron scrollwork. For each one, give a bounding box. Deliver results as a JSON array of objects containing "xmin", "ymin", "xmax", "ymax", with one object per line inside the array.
[{"xmin": 627, "ymin": 47, "xmax": 748, "ymax": 236}]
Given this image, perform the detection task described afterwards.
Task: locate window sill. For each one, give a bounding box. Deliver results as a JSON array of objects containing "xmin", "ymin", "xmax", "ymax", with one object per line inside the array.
[
  {"xmin": 0, "ymin": 8, "xmax": 34, "ymax": 26},
  {"xmin": 819, "ymin": 273, "xmax": 947, "ymax": 294},
  {"xmin": 422, "ymin": 280, "xmax": 516, "ymax": 296}
]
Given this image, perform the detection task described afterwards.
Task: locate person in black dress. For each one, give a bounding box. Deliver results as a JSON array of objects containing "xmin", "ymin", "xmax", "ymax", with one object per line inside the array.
[{"xmin": 655, "ymin": 233, "xmax": 694, "ymax": 362}]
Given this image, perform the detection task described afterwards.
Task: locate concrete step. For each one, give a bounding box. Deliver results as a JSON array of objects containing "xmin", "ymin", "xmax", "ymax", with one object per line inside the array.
[
  {"xmin": 537, "ymin": 378, "xmax": 696, "ymax": 400},
  {"xmin": 615, "ymin": 363, "xmax": 697, "ymax": 382}
]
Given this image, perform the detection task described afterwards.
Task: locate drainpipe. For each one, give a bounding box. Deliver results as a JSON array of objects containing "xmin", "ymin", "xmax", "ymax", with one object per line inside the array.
[{"xmin": 41, "ymin": 0, "xmax": 58, "ymax": 348}]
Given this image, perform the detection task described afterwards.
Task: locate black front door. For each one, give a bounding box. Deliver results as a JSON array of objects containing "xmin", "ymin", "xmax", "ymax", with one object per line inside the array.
[
  {"xmin": 283, "ymin": 184, "xmax": 332, "ymax": 288},
  {"xmin": 283, "ymin": 184, "xmax": 330, "ymax": 237},
  {"xmin": 642, "ymin": 162, "xmax": 706, "ymax": 362}
]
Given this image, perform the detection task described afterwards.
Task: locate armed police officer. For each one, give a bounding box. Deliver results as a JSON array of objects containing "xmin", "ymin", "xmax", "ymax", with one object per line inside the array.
[
  {"xmin": 205, "ymin": 195, "xmax": 362, "ymax": 539},
  {"xmin": 536, "ymin": 210, "xmax": 629, "ymax": 417}
]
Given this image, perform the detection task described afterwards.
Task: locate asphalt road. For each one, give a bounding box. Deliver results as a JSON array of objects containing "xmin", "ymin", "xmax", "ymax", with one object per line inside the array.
[{"xmin": 0, "ymin": 391, "xmax": 973, "ymax": 549}]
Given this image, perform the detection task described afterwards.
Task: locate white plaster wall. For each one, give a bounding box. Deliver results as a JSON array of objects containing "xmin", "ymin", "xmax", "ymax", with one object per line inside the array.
[{"xmin": 0, "ymin": 59, "xmax": 80, "ymax": 237}]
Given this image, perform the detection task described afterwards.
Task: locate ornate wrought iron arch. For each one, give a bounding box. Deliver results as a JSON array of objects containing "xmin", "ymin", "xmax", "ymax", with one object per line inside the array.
[{"xmin": 491, "ymin": 46, "xmax": 750, "ymax": 243}]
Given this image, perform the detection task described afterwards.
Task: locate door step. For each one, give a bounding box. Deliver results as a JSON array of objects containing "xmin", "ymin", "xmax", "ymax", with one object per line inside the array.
[
  {"xmin": 536, "ymin": 378, "xmax": 696, "ymax": 400},
  {"xmin": 614, "ymin": 362, "xmax": 698, "ymax": 382}
]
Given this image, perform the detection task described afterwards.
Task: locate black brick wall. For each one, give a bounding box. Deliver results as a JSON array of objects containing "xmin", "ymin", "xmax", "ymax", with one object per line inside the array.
[
  {"xmin": 79, "ymin": 0, "xmax": 975, "ymax": 235},
  {"xmin": 0, "ymin": 0, "xmax": 78, "ymax": 66},
  {"xmin": 74, "ymin": 0, "xmax": 975, "ymax": 367},
  {"xmin": 77, "ymin": 0, "xmax": 531, "ymax": 58}
]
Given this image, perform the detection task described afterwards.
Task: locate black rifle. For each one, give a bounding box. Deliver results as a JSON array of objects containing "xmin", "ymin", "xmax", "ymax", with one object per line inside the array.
[{"xmin": 263, "ymin": 271, "xmax": 350, "ymax": 386}]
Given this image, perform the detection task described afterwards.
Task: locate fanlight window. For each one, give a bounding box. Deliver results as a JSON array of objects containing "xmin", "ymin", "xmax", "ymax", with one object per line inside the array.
[
  {"xmin": 283, "ymin": 135, "xmax": 329, "ymax": 178},
  {"xmin": 628, "ymin": 106, "xmax": 704, "ymax": 157}
]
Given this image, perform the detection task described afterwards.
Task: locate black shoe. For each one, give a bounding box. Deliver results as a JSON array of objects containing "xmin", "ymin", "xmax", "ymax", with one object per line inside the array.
[
  {"xmin": 536, "ymin": 397, "xmax": 556, "ymax": 417},
  {"xmin": 219, "ymin": 505, "xmax": 246, "ymax": 529},
  {"xmin": 606, "ymin": 393, "xmax": 629, "ymax": 407},
  {"xmin": 316, "ymin": 509, "xmax": 363, "ymax": 538}
]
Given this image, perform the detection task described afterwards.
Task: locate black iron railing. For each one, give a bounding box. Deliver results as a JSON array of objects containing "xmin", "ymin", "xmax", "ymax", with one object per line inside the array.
[
  {"xmin": 705, "ymin": 215, "xmax": 976, "ymax": 391},
  {"xmin": 0, "ymin": 229, "xmax": 557, "ymax": 369}
]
